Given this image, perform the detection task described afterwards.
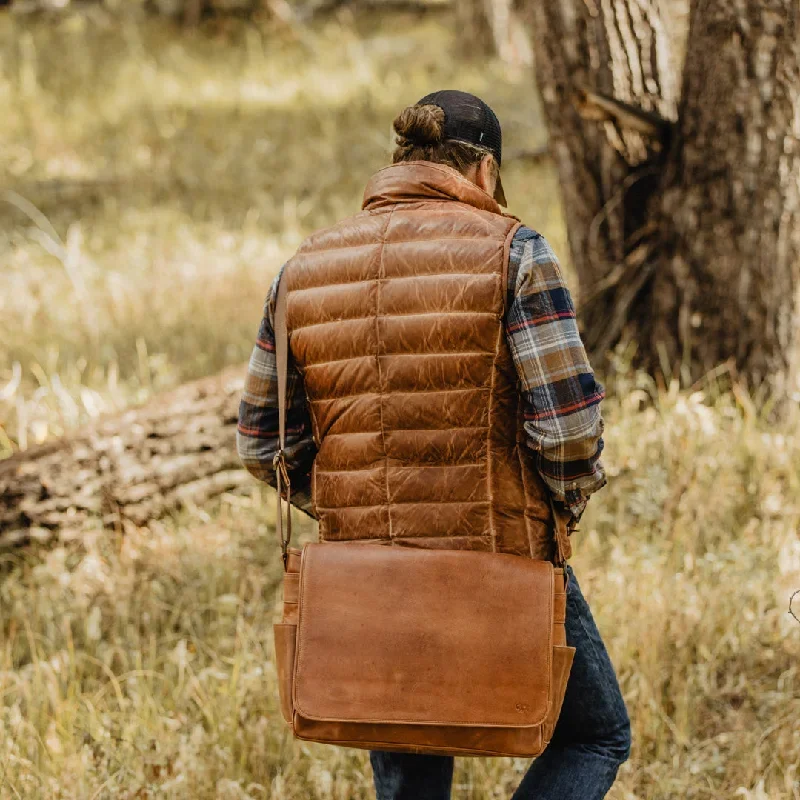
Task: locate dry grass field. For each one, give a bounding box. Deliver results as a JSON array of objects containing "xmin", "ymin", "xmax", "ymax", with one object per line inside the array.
[{"xmin": 1, "ymin": 6, "xmax": 799, "ymax": 799}]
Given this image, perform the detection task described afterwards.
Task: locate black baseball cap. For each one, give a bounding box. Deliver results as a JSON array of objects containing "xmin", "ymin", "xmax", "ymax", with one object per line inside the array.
[{"xmin": 416, "ymin": 89, "xmax": 507, "ymax": 206}]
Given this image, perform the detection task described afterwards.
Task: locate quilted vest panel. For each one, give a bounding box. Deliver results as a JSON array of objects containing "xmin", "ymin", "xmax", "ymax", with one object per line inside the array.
[{"xmin": 284, "ymin": 161, "xmax": 556, "ymax": 559}]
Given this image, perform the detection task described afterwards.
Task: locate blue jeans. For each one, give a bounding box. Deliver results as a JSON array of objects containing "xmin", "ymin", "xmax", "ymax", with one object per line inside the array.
[{"xmin": 370, "ymin": 566, "xmax": 631, "ymax": 800}]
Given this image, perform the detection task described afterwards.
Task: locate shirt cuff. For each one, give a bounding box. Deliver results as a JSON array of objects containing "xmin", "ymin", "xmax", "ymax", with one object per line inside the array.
[{"xmin": 566, "ymin": 497, "xmax": 588, "ymax": 524}]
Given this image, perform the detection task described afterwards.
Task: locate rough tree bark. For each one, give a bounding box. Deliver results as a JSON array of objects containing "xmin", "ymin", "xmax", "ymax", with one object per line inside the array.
[
  {"xmin": 526, "ymin": 0, "xmax": 800, "ymax": 396},
  {"xmin": 0, "ymin": 367, "xmax": 248, "ymax": 547},
  {"xmin": 456, "ymin": 0, "xmax": 532, "ymax": 64},
  {"xmin": 654, "ymin": 0, "xmax": 800, "ymax": 393}
]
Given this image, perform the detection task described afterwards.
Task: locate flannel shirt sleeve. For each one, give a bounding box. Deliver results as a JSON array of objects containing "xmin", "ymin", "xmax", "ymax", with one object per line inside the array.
[
  {"xmin": 505, "ymin": 227, "xmax": 607, "ymax": 522},
  {"xmin": 236, "ymin": 265, "xmax": 318, "ymax": 518}
]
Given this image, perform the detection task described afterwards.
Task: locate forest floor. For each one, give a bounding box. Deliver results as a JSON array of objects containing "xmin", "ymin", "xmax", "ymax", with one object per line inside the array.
[{"xmin": 1, "ymin": 6, "xmax": 799, "ymax": 799}]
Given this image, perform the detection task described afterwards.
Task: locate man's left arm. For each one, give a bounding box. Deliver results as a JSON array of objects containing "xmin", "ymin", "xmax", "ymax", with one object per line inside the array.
[
  {"xmin": 236, "ymin": 266, "xmax": 318, "ymax": 517},
  {"xmin": 505, "ymin": 227, "xmax": 607, "ymax": 527}
]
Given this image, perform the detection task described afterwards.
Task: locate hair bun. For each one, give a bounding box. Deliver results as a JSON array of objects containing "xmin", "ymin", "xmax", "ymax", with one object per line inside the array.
[{"xmin": 393, "ymin": 104, "xmax": 445, "ymax": 146}]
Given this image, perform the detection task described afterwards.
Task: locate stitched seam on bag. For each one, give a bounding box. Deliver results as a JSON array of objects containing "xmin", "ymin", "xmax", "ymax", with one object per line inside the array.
[
  {"xmin": 293, "ymin": 730, "xmax": 545, "ymax": 756},
  {"xmin": 294, "ymin": 704, "xmax": 551, "ymax": 727},
  {"xmin": 291, "ymin": 546, "xmax": 310, "ymax": 714}
]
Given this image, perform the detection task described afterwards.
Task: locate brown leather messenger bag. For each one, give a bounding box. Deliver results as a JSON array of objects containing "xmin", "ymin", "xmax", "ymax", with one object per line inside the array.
[{"xmin": 270, "ymin": 271, "xmax": 576, "ymax": 757}]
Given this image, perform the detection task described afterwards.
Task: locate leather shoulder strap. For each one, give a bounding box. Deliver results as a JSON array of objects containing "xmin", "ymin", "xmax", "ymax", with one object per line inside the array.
[
  {"xmin": 273, "ymin": 268, "xmax": 292, "ymax": 567},
  {"xmin": 274, "ymin": 269, "xmax": 289, "ymax": 453}
]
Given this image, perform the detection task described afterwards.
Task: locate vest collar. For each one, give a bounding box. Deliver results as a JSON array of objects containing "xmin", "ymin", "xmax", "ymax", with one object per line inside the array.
[{"xmin": 362, "ymin": 161, "xmax": 503, "ymax": 215}]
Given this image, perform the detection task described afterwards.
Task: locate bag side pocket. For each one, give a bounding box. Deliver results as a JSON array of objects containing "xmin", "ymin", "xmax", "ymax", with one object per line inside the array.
[
  {"xmin": 273, "ymin": 623, "xmax": 297, "ymax": 726},
  {"xmin": 543, "ymin": 645, "xmax": 576, "ymax": 743}
]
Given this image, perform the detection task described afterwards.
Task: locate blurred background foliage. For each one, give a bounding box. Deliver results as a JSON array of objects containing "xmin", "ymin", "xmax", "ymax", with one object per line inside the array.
[
  {"xmin": 1, "ymin": 0, "xmax": 564, "ymax": 451},
  {"xmin": 1, "ymin": 3, "xmax": 798, "ymax": 800}
]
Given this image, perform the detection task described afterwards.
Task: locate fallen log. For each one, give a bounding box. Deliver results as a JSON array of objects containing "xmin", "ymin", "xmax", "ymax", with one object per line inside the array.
[{"xmin": 0, "ymin": 366, "xmax": 250, "ymax": 547}]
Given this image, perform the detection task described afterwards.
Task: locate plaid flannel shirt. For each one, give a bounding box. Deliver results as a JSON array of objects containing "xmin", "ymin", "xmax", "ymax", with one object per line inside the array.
[{"xmin": 237, "ymin": 225, "xmax": 606, "ymax": 523}]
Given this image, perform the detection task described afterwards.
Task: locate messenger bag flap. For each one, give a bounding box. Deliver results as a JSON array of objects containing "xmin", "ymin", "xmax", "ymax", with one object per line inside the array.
[{"xmin": 293, "ymin": 543, "xmax": 554, "ymax": 728}]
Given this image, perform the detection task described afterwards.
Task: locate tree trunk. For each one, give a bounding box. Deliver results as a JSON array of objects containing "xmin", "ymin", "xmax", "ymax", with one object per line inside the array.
[
  {"xmin": 456, "ymin": 0, "xmax": 533, "ymax": 64},
  {"xmin": 654, "ymin": 0, "xmax": 800, "ymax": 393},
  {"xmin": 526, "ymin": 0, "xmax": 678, "ymax": 350},
  {"xmin": 0, "ymin": 367, "xmax": 249, "ymax": 547},
  {"xmin": 527, "ymin": 0, "xmax": 800, "ymax": 396}
]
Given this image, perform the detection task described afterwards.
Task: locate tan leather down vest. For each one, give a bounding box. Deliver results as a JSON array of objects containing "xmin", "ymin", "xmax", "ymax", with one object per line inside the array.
[{"xmin": 284, "ymin": 161, "xmax": 557, "ymax": 560}]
